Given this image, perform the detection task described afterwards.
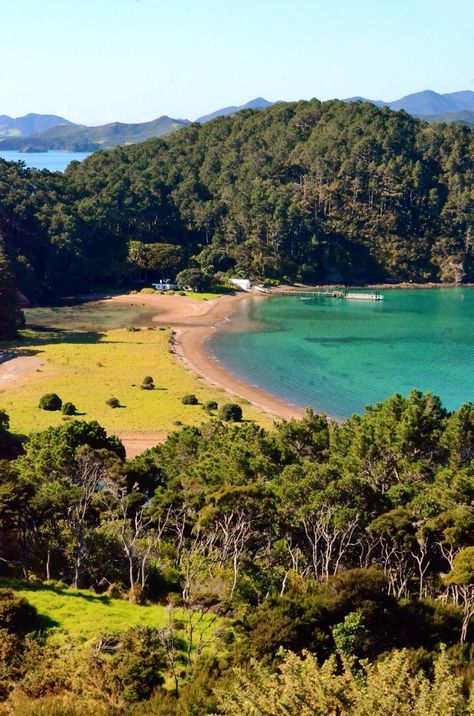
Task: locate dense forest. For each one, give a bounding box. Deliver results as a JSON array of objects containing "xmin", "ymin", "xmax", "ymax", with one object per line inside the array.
[
  {"xmin": 0, "ymin": 391, "xmax": 473, "ymax": 713},
  {"xmin": 0, "ymin": 99, "xmax": 473, "ymax": 302}
]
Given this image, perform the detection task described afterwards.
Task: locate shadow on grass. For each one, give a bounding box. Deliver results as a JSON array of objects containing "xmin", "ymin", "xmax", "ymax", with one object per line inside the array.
[
  {"xmin": 36, "ymin": 612, "xmax": 61, "ymax": 630},
  {"xmin": 1, "ymin": 578, "xmax": 112, "ymax": 606}
]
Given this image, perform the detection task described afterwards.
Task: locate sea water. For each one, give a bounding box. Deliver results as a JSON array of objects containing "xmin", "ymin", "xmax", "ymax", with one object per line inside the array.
[
  {"xmin": 0, "ymin": 150, "xmax": 91, "ymax": 172},
  {"xmin": 210, "ymin": 288, "xmax": 474, "ymax": 418}
]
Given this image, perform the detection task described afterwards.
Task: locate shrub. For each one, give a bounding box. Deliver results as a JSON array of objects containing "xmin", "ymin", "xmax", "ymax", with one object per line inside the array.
[
  {"xmin": 106, "ymin": 397, "xmax": 120, "ymax": 408},
  {"xmin": 38, "ymin": 393, "xmax": 62, "ymax": 411},
  {"xmin": 140, "ymin": 287, "xmax": 157, "ymax": 294},
  {"xmin": 181, "ymin": 394, "xmax": 199, "ymax": 405},
  {"xmin": 218, "ymin": 403, "xmax": 243, "ymax": 422},
  {"xmin": 0, "ymin": 589, "xmax": 38, "ymax": 634},
  {"xmin": 127, "ymin": 326, "xmax": 140, "ymax": 332},
  {"xmin": 142, "ymin": 376, "xmax": 154, "ymax": 386},
  {"xmin": 61, "ymin": 402, "xmax": 76, "ymax": 416},
  {"xmin": 203, "ymin": 400, "xmax": 218, "ymax": 414}
]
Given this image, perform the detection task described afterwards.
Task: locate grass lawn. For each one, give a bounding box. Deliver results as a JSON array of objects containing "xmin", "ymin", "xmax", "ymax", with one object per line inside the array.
[
  {"xmin": 14, "ymin": 581, "xmax": 172, "ymax": 643},
  {"xmin": 0, "ymin": 327, "xmax": 271, "ymax": 439},
  {"xmin": 4, "ymin": 580, "xmax": 221, "ymax": 650}
]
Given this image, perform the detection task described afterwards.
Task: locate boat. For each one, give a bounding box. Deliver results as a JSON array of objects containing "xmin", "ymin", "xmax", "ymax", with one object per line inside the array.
[{"xmin": 344, "ymin": 292, "xmax": 384, "ymax": 301}]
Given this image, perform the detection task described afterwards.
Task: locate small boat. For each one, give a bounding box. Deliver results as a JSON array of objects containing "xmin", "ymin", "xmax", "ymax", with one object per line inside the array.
[{"xmin": 345, "ymin": 292, "xmax": 384, "ymax": 301}]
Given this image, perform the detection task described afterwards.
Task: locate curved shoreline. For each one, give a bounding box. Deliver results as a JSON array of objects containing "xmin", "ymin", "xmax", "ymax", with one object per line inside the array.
[{"xmin": 111, "ymin": 292, "xmax": 304, "ymax": 421}]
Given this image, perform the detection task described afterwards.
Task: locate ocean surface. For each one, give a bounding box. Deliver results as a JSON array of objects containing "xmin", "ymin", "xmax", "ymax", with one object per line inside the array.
[
  {"xmin": 210, "ymin": 288, "xmax": 474, "ymax": 419},
  {"xmin": 0, "ymin": 150, "xmax": 92, "ymax": 172}
]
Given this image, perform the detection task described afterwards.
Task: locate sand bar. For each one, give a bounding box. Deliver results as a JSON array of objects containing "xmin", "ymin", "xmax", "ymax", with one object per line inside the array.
[{"xmin": 110, "ymin": 292, "xmax": 304, "ymax": 421}]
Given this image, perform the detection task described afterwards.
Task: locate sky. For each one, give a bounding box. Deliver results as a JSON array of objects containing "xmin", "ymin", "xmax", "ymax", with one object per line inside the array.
[{"xmin": 1, "ymin": 0, "xmax": 473, "ymax": 125}]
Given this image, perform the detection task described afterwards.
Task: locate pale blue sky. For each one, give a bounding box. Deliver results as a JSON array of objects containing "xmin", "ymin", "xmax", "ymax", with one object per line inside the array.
[{"xmin": 1, "ymin": 0, "xmax": 473, "ymax": 124}]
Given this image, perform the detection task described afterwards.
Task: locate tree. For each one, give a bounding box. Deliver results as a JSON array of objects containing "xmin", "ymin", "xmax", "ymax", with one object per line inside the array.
[
  {"xmin": 176, "ymin": 268, "xmax": 209, "ymax": 292},
  {"xmin": 218, "ymin": 404, "xmax": 243, "ymax": 422},
  {"xmin": 0, "ymin": 239, "xmax": 21, "ymax": 339},
  {"xmin": 445, "ymin": 546, "xmax": 474, "ymax": 643}
]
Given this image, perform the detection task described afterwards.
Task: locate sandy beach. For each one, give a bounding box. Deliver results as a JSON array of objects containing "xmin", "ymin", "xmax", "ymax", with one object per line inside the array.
[{"xmin": 111, "ymin": 292, "xmax": 304, "ymax": 421}]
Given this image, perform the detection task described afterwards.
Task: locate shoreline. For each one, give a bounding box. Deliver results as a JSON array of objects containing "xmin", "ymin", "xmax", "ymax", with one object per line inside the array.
[{"xmin": 110, "ymin": 292, "xmax": 305, "ymax": 421}]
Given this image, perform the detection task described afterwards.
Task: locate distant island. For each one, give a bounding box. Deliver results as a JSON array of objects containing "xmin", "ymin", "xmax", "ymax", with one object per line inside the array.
[{"xmin": 1, "ymin": 89, "xmax": 473, "ymax": 152}]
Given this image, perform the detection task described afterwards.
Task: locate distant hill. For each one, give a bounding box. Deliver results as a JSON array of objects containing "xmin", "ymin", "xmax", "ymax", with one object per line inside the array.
[
  {"xmin": 2, "ymin": 90, "xmax": 473, "ymax": 152},
  {"xmin": 196, "ymin": 97, "xmax": 274, "ymax": 123},
  {"xmin": 420, "ymin": 109, "xmax": 474, "ymax": 126},
  {"xmin": 0, "ymin": 112, "xmax": 74, "ymax": 137},
  {"xmin": 0, "ymin": 116, "xmax": 190, "ymax": 151},
  {"xmin": 344, "ymin": 89, "xmax": 474, "ymax": 122}
]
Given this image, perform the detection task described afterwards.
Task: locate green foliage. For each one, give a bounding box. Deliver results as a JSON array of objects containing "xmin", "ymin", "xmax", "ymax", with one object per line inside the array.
[
  {"xmin": 141, "ymin": 376, "xmax": 155, "ymax": 391},
  {"xmin": 218, "ymin": 403, "xmax": 243, "ymax": 422},
  {"xmin": 4, "ymin": 101, "xmax": 472, "ymax": 301},
  {"xmin": 61, "ymin": 402, "xmax": 76, "ymax": 416},
  {"xmin": 0, "ymin": 589, "xmax": 38, "ymax": 634},
  {"xmin": 218, "ymin": 648, "xmax": 471, "ymax": 715},
  {"xmin": 332, "ymin": 611, "xmax": 366, "ymax": 656},
  {"xmin": 38, "ymin": 393, "xmax": 62, "ymax": 411},
  {"xmin": 203, "ymin": 400, "xmax": 218, "ymax": 414},
  {"xmin": 91, "ymin": 627, "xmax": 166, "ymax": 703},
  {"xmin": 181, "ymin": 394, "xmax": 199, "ymax": 405},
  {"xmin": 0, "ymin": 238, "xmax": 22, "ymax": 340}
]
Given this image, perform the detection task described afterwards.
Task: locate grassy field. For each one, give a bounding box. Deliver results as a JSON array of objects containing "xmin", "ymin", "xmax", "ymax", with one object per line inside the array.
[
  {"xmin": 0, "ymin": 327, "xmax": 271, "ymax": 439},
  {"xmin": 13, "ymin": 581, "xmax": 172, "ymax": 643},
  {"xmin": 4, "ymin": 580, "xmax": 221, "ymax": 651}
]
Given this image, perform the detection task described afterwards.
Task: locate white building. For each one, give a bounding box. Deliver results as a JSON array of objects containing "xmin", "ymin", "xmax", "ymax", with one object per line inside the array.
[
  {"xmin": 152, "ymin": 281, "xmax": 179, "ymax": 291},
  {"xmin": 230, "ymin": 278, "xmax": 251, "ymax": 291}
]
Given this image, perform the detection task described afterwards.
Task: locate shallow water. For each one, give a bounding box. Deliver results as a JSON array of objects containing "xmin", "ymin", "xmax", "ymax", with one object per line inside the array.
[
  {"xmin": 210, "ymin": 288, "xmax": 474, "ymax": 418},
  {"xmin": 24, "ymin": 300, "xmax": 158, "ymax": 332},
  {"xmin": 0, "ymin": 150, "xmax": 91, "ymax": 172}
]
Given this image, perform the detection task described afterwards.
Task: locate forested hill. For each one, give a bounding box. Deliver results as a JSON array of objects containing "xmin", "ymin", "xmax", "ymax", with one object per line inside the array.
[{"xmin": 1, "ymin": 99, "xmax": 473, "ymax": 300}]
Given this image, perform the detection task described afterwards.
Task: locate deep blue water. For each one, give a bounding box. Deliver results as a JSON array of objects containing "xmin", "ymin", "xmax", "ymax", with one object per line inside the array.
[{"xmin": 0, "ymin": 150, "xmax": 91, "ymax": 172}]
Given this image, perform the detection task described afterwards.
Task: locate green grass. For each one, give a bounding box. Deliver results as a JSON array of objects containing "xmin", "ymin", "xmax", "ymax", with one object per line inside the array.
[
  {"xmin": 5, "ymin": 580, "xmax": 221, "ymax": 649},
  {"xmin": 0, "ymin": 327, "xmax": 271, "ymax": 438},
  {"xmin": 13, "ymin": 581, "xmax": 172, "ymax": 643}
]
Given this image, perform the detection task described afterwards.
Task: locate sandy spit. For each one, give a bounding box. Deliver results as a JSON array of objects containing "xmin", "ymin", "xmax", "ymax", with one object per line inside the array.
[{"xmin": 110, "ymin": 292, "xmax": 304, "ymax": 421}]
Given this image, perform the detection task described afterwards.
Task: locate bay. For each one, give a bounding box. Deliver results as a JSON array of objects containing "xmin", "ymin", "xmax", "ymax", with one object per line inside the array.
[
  {"xmin": 210, "ymin": 288, "xmax": 474, "ymax": 418},
  {"xmin": 0, "ymin": 150, "xmax": 92, "ymax": 172}
]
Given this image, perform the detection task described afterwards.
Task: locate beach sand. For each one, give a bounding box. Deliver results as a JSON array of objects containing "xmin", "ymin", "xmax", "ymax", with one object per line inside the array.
[
  {"xmin": 111, "ymin": 292, "xmax": 304, "ymax": 422},
  {"xmin": 0, "ymin": 292, "xmax": 303, "ymax": 457}
]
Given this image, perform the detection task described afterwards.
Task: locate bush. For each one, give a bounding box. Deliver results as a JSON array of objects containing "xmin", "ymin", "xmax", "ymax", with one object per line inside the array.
[
  {"xmin": 140, "ymin": 287, "xmax": 157, "ymax": 294},
  {"xmin": 0, "ymin": 589, "xmax": 38, "ymax": 634},
  {"xmin": 39, "ymin": 393, "xmax": 62, "ymax": 411},
  {"xmin": 203, "ymin": 400, "xmax": 218, "ymax": 414},
  {"xmin": 106, "ymin": 397, "xmax": 120, "ymax": 408},
  {"xmin": 218, "ymin": 403, "xmax": 243, "ymax": 422},
  {"xmin": 182, "ymin": 394, "xmax": 199, "ymax": 405},
  {"xmin": 61, "ymin": 402, "xmax": 76, "ymax": 416},
  {"xmin": 141, "ymin": 376, "xmax": 154, "ymax": 390}
]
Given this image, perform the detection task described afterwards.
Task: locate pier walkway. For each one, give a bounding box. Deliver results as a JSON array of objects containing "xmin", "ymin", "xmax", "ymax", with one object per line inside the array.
[{"xmin": 270, "ymin": 289, "xmax": 383, "ymax": 301}]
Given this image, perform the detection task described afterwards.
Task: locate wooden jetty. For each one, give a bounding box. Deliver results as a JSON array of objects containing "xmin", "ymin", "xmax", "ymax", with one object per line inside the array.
[{"xmin": 271, "ymin": 289, "xmax": 383, "ymax": 301}]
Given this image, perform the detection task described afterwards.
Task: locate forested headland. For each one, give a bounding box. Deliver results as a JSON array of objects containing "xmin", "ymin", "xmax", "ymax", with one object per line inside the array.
[
  {"xmin": 0, "ymin": 391, "xmax": 473, "ymax": 713},
  {"xmin": 0, "ymin": 99, "xmax": 473, "ymax": 305}
]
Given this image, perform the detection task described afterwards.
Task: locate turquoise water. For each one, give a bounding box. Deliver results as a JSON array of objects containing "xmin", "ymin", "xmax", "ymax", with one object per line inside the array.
[
  {"xmin": 210, "ymin": 289, "xmax": 474, "ymax": 418},
  {"xmin": 0, "ymin": 150, "xmax": 91, "ymax": 171}
]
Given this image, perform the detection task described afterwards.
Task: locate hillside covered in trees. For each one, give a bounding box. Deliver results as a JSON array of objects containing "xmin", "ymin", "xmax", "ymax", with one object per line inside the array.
[
  {"xmin": 0, "ymin": 390, "xmax": 473, "ymax": 713},
  {"xmin": 0, "ymin": 99, "xmax": 473, "ymax": 302}
]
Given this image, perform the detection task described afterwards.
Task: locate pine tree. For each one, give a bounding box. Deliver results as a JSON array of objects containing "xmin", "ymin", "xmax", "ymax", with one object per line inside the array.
[{"xmin": 0, "ymin": 240, "xmax": 20, "ymax": 340}]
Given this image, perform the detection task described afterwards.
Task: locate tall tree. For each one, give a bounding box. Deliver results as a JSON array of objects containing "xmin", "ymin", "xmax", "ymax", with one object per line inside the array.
[{"xmin": 0, "ymin": 239, "xmax": 21, "ymax": 340}]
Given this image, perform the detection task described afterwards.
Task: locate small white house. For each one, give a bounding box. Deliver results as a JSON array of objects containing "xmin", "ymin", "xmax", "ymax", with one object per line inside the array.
[
  {"xmin": 151, "ymin": 281, "xmax": 179, "ymax": 291},
  {"xmin": 230, "ymin": 278, "xmax": 251, "ymax": 292}
]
